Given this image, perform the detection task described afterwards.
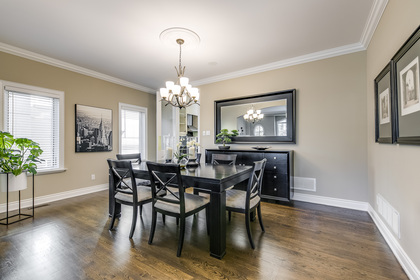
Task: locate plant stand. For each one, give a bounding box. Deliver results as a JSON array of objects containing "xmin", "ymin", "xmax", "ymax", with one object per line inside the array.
[{"xmin": 0, "ymin": 173, "xmax": 34, "ymax": 225}]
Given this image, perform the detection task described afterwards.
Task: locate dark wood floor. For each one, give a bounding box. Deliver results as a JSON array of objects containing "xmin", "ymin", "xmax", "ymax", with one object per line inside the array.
[{"xmin": 0, "ymin": 190, "xmax": 408, "ymax": 280}]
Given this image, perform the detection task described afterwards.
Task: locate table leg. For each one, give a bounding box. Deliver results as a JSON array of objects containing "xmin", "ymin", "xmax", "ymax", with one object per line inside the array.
[{"xmin": 209, "ymin": 190, "xmax": 226, "ymax": 259}]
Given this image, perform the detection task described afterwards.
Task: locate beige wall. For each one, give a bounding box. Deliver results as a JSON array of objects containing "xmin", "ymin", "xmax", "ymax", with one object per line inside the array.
[
  {"xmin": 367, "ymin": 0, "xmax": 420, "ymax": 270},
  {"xmin": 199, "ymin": 52, "xmax": 368, "ymax": 201},
  {"xmin": 0, "ymin": 52, "xmax": 156, "ymax": 201}
]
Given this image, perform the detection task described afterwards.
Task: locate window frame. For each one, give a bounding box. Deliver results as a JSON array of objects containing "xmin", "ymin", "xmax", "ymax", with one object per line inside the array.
[
  {"xmin": 0, "ymin": 80, "xmax": 65, "ymax": 174},
  {"xmin": 119, "ymin": 103, "xmax": 148, "ymax": 159}
]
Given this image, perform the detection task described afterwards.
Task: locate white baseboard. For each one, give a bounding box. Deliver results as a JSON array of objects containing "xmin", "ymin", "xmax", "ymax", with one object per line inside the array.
[
  {"xmin": 0, "ymin": 183, "xmax": 108, "ymax": 213},
  {"xmin": 368, "ymin": 205, "xmax": 420, "ymax": 280},
  {"xmin": 293, "ymin": 192, "xmax": 369, "ymax": 211}
]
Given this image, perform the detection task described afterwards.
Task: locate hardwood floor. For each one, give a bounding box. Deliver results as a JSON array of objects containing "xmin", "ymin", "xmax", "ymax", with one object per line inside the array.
[{"xmin": 0, "ymin": 190, "xmax": 408, "ymax": 280}]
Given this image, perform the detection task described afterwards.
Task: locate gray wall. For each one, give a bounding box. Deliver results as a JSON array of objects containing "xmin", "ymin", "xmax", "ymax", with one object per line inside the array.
[
  {"xmin": 367, "ymin": 0, "xmax": 420, "ymax": 270},
  {"xmin": 199, "ymin": 51, "xmax": 368, "ymax": 202}
]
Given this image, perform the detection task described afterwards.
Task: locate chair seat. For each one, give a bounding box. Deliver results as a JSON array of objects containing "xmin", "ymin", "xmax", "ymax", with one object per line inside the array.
[
  {"xmin": 226, "ymin": 189, "xmax": 260, "ymax": 210},
  {"xmin": 115, "ymin": 186, "xmax": 165, "ymax": 203},
  {"xmin": 155, "ymin": 193, "xmax": 210, "ymax": 214}
]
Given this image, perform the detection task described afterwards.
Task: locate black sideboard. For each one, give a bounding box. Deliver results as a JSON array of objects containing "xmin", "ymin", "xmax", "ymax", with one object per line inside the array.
[{"xmin": 205, "ymin": 149, "xmax": 293, "ymax": 202}]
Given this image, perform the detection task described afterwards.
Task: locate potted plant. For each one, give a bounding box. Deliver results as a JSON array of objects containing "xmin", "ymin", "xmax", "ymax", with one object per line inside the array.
[
  {"xmin": 215, "ymin": 129, "xmax": 239, "ymax": 150},
  {"xmin": 0, "ymin": 131, "xmax": 43, "ymax": 192}
]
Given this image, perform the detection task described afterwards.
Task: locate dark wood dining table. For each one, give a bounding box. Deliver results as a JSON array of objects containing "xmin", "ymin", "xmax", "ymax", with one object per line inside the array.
[{"xmin": 109, "ymin": 161, "xmax": 253, "ymax": 259}]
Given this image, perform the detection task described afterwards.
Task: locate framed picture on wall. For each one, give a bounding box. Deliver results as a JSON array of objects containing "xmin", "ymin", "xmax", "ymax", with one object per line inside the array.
[
  {"xmin": 75, "ymin": 104, "xmax": 113, "ymax": 152},
  {"xmin": 392, "ymin": 25, "xmax": 420, "ymax": 144},
  {"xmin": 375, "ymin": 62, "xmax": 395, "ymax": 143}
]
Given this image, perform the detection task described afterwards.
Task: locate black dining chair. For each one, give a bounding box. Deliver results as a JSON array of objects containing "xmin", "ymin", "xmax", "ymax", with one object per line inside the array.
[
  {"xmin": 116, "ymin": 153, "xmax": 151, "ymax": 186},
  {"xmin": 146, "ymin": 162, "xmax": 210, "ymax": 257},
  {"xmin": 107, "ymin": 159, "xmax": 166, "ymax": 239},
  {"xmin": 211, "ymin": 153, "xmax": 237, "ymax": 165},
  {"xmin": 225, "ymin": 158, "xmax": 267, "ymax": 249}
]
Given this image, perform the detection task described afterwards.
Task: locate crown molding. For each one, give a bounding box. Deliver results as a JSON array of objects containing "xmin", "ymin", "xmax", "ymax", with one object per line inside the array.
[
  {"xmin": 0, "ymin": 42, "xmax": 155, "ymax": 94},
  {"xmin": 193, "ymin": 0, "xmax": 388, "ymax": 87},
  {"xmin": 360, "ymin": 0, "xmax": 389, "ymax": 48},
  {"xmin": 193, "ymin": 42, "xmax": 365, "ymax": 86}
]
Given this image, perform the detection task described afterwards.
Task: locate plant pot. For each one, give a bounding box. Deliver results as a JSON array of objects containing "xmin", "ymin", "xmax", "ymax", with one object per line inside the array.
[
  {"xmin": 218, "ymin": 146, "xmax": 230, "ymax": 150},
  {"xmin": 0, "ymin": 172, "xmax": 28, "ymax": 192}
]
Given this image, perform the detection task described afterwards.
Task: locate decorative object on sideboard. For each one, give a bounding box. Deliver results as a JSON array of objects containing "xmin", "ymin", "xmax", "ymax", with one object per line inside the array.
[
  {"xmin": 251, "ymin": 146, "xmax": 271, "ymax": 151},
  {"xmin": 0, "ymin": 131, "xmax": 43, "ymax": 192},
  {"xmin": 215, "ymin": 129, "xmax": 238, "ymax": 150},
  {"xmin": 159, "ymin": 27, "xmax": 200, "ymax": 109}
]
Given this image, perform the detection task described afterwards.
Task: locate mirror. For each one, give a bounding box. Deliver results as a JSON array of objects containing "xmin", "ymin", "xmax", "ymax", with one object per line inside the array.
[{"xmin": 215, "ymin": 89, "xmax": 296, "ymax": 143}]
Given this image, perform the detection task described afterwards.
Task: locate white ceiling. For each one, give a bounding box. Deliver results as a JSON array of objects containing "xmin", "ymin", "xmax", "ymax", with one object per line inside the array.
[{"xmin": 0, "ymin": 0, "xmax": 387, "ymax": 94}]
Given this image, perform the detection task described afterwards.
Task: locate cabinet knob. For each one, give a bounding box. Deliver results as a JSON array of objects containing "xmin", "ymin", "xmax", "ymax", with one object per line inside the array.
[
  {"xmin": 274, "ymin": 176, "xmax": 277, "ymax": 179},
  {"xmin": 274, "ymin": 157, "xmax": 277, "ymax": 159},
  {"xmin": 274, "ymin": 166, "xmax": 277, "ymax": 169},
  {"xmin": 274, "ymin": 188, "xmax": 277, "ymax": 191}
]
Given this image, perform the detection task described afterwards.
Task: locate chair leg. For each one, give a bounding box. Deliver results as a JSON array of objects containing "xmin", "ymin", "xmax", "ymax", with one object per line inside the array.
[
  {"xmin": 129, "ymin": 204, "xmax": 138, "ymax": 239},
  {"xmin": 257, "ymin": 204, "xmax": 265, "ymax": 232},
  {"xmin": 245, "ymin": 211, "xmax": 255, "ymax": 249},
  {"xmin": 162, "ymin": 214, "xmax": 165, "ymax": 224},
  {"xmin": 177, "ymin": 218, "xmax": 185, "ymax": 257},
  {"xmin": 228, "ymin": 211, "xmax": 232, "ymax": 221},
  {"xmin": 176, "ymin": 218, "xmax": 179, "ymax": 225},
  {"xmin": 148, "ymin": 210, "xmax": 157, "ymax": 244},
  {"xmin": 139, "ymin": 204, "xmax": 143, "ymax": 216},
  {"xmin": 109, "ymin": 201, "xmax": 117, "ymax": 230}
]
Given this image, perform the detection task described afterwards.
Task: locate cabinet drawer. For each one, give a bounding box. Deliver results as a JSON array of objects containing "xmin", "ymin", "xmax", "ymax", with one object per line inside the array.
[{"xmin": 262, "ymin": 173, "xmax": 289, "ymax": 198}]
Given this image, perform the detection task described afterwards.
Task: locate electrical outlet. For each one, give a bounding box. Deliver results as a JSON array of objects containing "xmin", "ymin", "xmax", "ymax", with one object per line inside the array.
[{"xmin": 91, "ymin": 174, "xmax": 95, "ymax": 180}]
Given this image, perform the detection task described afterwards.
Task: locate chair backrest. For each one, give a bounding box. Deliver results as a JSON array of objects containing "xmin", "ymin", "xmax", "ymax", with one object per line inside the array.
[
  {"xmin": 196, "ymin": 153, "xmax": 202, "ymax": 164},
  {"xmin": 146, "ymin": 162, "xmax": 186, "ymax": 214},
  {"xmin": 116, "ymin": 153, "xmax": 141, "ymax": 164},
  {"xmin": 246, "ymin": 158, "xmax": 267, "ymax": 209},
  {"xmin": 107, "ymin": 159, "xmax": 137, "ymax": 203},
  {"xmin": 211, "ymin": 153, "xmax": 237, "ymax": 165}
]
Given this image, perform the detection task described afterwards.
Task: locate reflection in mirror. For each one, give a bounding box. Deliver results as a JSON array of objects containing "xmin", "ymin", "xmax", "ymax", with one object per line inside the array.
[
  {"xmin": 215, "ymin": 89, "xmax": 295, "ymax": 143},
  {"xmin": 221, "ymin": 99, "xmax": 287, "ymax": 137}
]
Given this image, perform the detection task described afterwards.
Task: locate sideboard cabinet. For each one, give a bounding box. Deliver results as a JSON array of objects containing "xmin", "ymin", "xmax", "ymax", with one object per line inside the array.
[{"xmin": 205, "ymin": 149, "xmax": 293, "ymax": 202}]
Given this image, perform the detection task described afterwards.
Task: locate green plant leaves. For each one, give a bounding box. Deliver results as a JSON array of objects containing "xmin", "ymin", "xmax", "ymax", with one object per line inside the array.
[{"xmin": 0, "ymin": 131, "xmax": 43, "ymax": 175}]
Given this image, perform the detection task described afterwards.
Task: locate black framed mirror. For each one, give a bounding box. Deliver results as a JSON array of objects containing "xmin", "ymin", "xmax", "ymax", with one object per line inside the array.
[{"xmin": 215, "ymin": 89, "xmax": 296, "ymax": 143}]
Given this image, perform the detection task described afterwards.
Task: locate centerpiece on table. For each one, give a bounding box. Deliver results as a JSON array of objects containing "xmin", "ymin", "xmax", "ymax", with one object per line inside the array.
[{"xmin": 173, "ymin": 142, "xmax": 189, "ymax": 168}]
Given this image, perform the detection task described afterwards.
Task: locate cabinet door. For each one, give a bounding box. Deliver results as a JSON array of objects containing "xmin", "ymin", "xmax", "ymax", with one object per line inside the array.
[{"xmin": 236, "ymin": 152, "xmax": 264, "ymax": 166}]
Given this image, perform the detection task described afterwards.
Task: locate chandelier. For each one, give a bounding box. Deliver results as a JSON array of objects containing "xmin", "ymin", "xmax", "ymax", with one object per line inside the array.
[
  {"xmin": 160, "ymin": 38, "xmax": 199, "ymax": 108},
  {"xmin": 243, "ymin": 105, "xmax": 264, "ymax": 124}
]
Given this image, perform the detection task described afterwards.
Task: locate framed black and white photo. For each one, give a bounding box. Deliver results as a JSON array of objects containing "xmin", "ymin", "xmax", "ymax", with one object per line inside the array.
[
  {"xmin": 75, "ymin": 104, "xmax": 113, "ymax": 152},
  {"xmin": 392, "ymin": 25, "xmax": 420, "ymax": 144},
  {"xmin": 375, "ymin": 62, "xmax": 395, "ymax": 143}
]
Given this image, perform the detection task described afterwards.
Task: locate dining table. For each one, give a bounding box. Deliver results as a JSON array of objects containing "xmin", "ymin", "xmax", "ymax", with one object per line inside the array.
[{"xmin": 108, "ymin": 161, "xmax": 253, "ymax": 259}]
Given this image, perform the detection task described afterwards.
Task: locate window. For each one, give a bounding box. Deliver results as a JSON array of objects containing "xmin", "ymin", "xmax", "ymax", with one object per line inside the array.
[
  {"xmin": 119, "ymin": 103, "xmax": 147, "ymax": 158},
  {"xmin": 1, "ymin": 81, "xmax": 64, "ymax": 172},
  {"xmin": 254, "ymin": 124, "xmax": 264, "ymax": 136}
]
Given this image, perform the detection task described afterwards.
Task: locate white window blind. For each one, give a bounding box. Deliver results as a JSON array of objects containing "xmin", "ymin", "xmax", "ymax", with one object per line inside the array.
[
  {"xmin": 3, "ymin": 84, "xmax": 63, "ymax": 171},
  {"xmin": 119, "ymin": 103, "xmax": 147, "ymax": 157}
]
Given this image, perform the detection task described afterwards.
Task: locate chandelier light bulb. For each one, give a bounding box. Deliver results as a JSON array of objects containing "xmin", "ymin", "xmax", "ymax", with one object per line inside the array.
[
  {"xmin": 166, "ymin": 81, "xmax": 174, "ymax": 90},
  {"xmin": 160, "ymin": 88, "xmax": 169, "ymax": 99},
  {"xmin": 172, "ymin": 85, "xmax": 181, "ymax": 95},
  {"xmin": 180, "ymin": 77, "xmax": 189, "ymax": 87}
]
